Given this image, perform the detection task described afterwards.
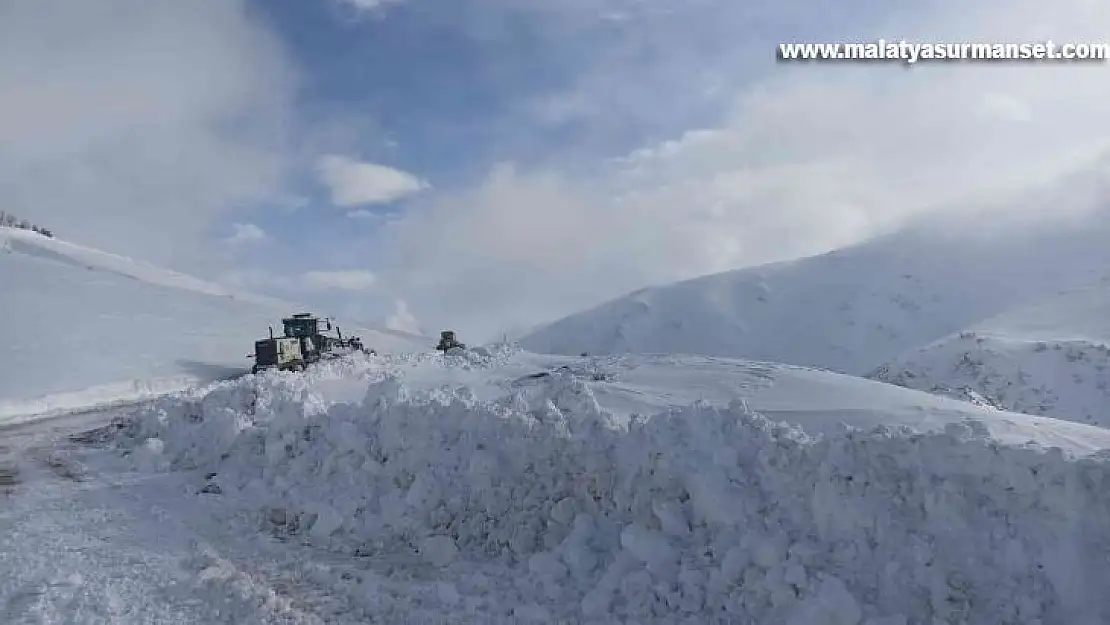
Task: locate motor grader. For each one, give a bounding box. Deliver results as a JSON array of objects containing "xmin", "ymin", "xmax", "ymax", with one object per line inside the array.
[
  {"xmin": 435, "ymin": 330, "xmax": 465, "ymax": 351},
  {"xmin": 250, "ymin": 313, "xmax": 372, "ymax": 374}
]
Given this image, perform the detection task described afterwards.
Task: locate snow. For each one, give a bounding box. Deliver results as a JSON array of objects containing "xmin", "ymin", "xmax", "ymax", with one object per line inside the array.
[
  {"xmin": 8, "ymin": 208, "xmax": 1110, "ymax": 622},
  {"xmin": 519, "ymin": 208, "xmax": 1110, "ymax": 375},
  {"xmin": 872, "ymin": 280, "xmax": 1110, "ymax": 426},
  {"xmin": 0, "ymin": 226, "xmax": 429, "ymax": 424},
  {"xmin": 100, "ymin": 347, "xmax": 1110, "ymax": 623},
  {"xmin": 0, "ymin": 408, "xmax": 372, "ymax": 624}
]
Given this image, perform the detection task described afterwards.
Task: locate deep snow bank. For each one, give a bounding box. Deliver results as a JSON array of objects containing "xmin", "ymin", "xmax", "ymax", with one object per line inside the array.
[
  {"xmin": 111, "ymin": 365, "xmax": 1110, "ymax": 624},
  {"xmin": 389, "ymin": 349, "xmax": 1110, "ymax": 453}
]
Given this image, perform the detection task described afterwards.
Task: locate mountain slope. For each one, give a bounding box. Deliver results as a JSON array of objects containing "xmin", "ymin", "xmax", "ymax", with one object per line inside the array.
[
  {"xmin": 870, "ymin": 280, "xmax": 1110, "ymax": 426},
  {"xmin": 520, "ymin": 207, "xmax": 1110, "ymax": 375},
  {"xmin": 0, "ymin": 226, "xmax": 428, "ymax": 422}
]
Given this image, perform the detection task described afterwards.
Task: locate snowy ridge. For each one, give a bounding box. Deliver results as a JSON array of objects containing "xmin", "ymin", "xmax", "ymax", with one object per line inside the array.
[
  {"xmin": 109, "ymin": 351, "xmax": 1110, "ymax": 624},
  {"xmin": 872, "ymin": 282, "xmax": 1110, "ymax": 426},
  {"xmin": 520, "ymin": 209, "xmax": 1110, "ymax": 375},
  {"xmin": 0, "ymin": 227, "xmax": 429, "ymax": 423},
  {"xmin": 1, "ymin": 227, "xmax": 263, "ymax": 302},
  {"xmin": 871, "ymin": 335, "xmax": 1110, "ymax": 426}
]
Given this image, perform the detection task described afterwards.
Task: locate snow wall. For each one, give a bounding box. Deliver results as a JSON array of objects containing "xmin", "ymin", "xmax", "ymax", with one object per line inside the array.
[{"xmin": 112, "ymin": 367, "xmax": 1110, "ymax": 625}]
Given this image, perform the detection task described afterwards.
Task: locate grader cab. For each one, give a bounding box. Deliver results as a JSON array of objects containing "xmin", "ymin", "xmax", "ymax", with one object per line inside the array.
[
  {"xmin": 251, "ymin": 312, "xmax": 373, "ymax": 374},
  {"xmin": 252, "ymin": 330, "xmax": 305, "ymax": 374},
  {"xmin": 435, "ymin": 330, "xmax": 466, "ymax": 352}
]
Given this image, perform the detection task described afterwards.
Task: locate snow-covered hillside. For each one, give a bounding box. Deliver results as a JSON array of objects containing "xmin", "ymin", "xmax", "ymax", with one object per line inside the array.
[
  {"xmin": 0, "ymin": 227, "xmax": 428, "ymax": 423},
  {"xmin": 520, "ymin": 208, "xmax": 1110, "ymax": 375},
  {"xmin": 871, "ymin": 280, "xmax": 1110, "ymax": 426},
  {"xmin": 102, "ymin": 348, "xmax": 1110, "ymax": 623}
]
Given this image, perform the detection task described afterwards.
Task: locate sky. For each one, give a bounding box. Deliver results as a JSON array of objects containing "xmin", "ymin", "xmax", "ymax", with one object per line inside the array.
[{"xmin": 3, "ymin": 0, "xmax": 1110, "ymax": 341}]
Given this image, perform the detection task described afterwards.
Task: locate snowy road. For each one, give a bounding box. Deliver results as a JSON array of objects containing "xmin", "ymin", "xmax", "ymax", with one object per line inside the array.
[
  {"xmin": 0, "ymin": 403, "xmax": 589, "ymax": 624},
  {"xmin": 0, "ymin": 408, "xmax": 361, "ymax": 625}
]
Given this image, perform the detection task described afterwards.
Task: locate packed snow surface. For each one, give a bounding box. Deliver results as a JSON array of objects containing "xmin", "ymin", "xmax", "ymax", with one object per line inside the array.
[
  {"xmin": 873, "ymin": 280, "xmax": 1110, "ymax": 426},
  {"xmin": 520, "ymin": 209, "xmax": 1110, "ymax": 375},
  {"xmin": 107, "ymin": 347, "xmax": 1110, "ymax": 624},
  {"xmin": 0, "ymin": 227, "xmax": 427, "ymax": 423},
  {"xmin": 0, "ymin": 408, "xmax": 372, "ymax": 624}
]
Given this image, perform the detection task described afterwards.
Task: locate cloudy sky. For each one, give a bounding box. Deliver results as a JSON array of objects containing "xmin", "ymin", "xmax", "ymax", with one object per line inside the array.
[{"xmin": 3, "ymin": 0, "xmax": 1110, "ymax": 340}]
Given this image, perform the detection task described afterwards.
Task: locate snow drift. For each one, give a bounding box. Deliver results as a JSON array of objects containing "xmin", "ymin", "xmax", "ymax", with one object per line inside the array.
[
  {"xmin": 0, "ymin": 226, "xmax": 427, "ymax": 423},
  {"xmin": 872, "ymin": 281, "xmax": 1110, "ymax": 426},
  {"xmin": 520, "ymin": 208, "xmax": 1110, "ymax": 375},
  {"xmin": 109, "ymin": 351, "xmax": 1110, "ymax": 624}
]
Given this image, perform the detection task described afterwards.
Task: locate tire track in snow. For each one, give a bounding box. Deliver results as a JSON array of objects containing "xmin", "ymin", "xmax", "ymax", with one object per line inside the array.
[{"xmin": 0, "ymin": 412, "xmax": 360, "ymax": 624}]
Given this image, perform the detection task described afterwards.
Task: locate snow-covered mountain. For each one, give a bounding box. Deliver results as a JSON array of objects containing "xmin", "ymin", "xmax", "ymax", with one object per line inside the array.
[
  {"xmin": 871, "ymin": 280, "xmax": 1110, "ymax": 426},
  {"xmin": 0, "ymin": 226, "xmax": 428, "ymax": 423},
  {"xmin": 520, "ymin": 206, "xmax": 1110, "ymax": 375}
]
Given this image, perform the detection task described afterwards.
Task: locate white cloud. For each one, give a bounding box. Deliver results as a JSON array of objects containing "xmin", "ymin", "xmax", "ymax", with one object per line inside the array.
[
  {"xmin": 0, "ymin": 0, "xmax": 295, "ymax": 272},
  {"xmin": 386, "ymin": 300, "xmax": 423, "ymax": 335},
  {"xmin": 375, "ymin": 0, "xmax": 1110, "ymax": 340},
  {"xmin": 316, "ymin": 155, "xmax": 428, "ymax": 207},
  {"xmin": 226, "ymin": 223, "xmax": 267, "ymax": 244},
  {"xmin": 977, "ymin": 93, "xmax": 1033, "ymax": 124},
  {"xmin": 274, "ymin": 195, "xmax": 312, "ymax": 213},
  {"xmin": 347, "ymin": 209, "xmax": 383, "ymax": 219},
  {"xmin": 302, "ymin": 269, "xmax": 378, "ymax": 292},
  {"xmin": 334, "ymin": 0, "xmax": 403, "ymax": 13}
]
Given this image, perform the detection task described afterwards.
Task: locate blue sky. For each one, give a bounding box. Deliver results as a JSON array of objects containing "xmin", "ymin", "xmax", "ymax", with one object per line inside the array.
[
  {"xmin": 216, "ymin": 0, "xmax": 891, "ymax": 330},
  {"xmin": 4, "ymin": 0, "xmax": 1110, "ymax": 340}
]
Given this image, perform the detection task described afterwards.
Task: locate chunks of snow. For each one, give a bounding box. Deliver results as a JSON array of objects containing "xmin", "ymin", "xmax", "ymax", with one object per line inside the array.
[
  {"xmin": 131, "ymin": 436, "xmax": 169, "ymax": 472},
  {"xmin": 620, "ymin": 523, "xmax": 678, "ymax": 576},
  {"xmin": 785, "ymin": 576, "xmax": 862, "ymax": 625},
  {"xmin": 420, "ymin": 536, "xmax": 459, "ymax": 568},
  {"xmin": 309, "ymin": 504, "xmax": 344, "ymax": 539},
  {"xmin": 109, "ymin": 354, "xmax": 1110, "ymax": 623}
]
